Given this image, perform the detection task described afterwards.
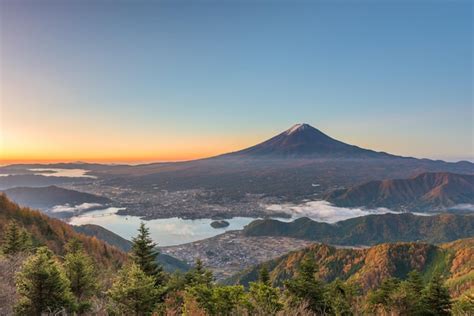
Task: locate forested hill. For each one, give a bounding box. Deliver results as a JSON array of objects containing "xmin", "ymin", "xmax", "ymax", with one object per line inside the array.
[
  {"xmin": 325, "ymin": 172, "xmax": 474, "ymax": 211},
  {"xmin": 227, "ymin": 238, "xmax": 474, "ymax": 298},
  {"xmin": 243, "ymin": 213, "xmax": 474, "ymax": 245},
  {"xmin": 0, "ymin": 194, "xmax": 126, "ymax": 268}
]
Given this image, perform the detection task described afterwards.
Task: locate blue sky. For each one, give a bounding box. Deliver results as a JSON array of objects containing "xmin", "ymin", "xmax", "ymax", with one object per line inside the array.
[{"xmin": 1, "ymin": 0, "xmax": 472, "ymax": 162}]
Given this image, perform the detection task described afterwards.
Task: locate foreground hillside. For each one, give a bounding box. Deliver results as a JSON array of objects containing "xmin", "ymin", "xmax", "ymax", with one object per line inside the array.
[
  {"xmin": 244, "ymin": 213, "xmax": 474, "ymax": 245},
  {"xmin": 1, "ymin": 193, "xmax": 472, "ymax": 315},
  {"xmin": 228, "ymin": 238, "xmax": 474, "ymax": 297},
  {"xmin": 0, "ymin": 194, "xmax": 125, "ymax": 267},
  {"xmin": 325, "ymin": 172, "xmax": 474, "ymax": 211}
]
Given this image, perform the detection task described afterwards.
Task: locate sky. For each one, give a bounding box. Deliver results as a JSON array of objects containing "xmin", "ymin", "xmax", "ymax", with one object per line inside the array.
[{"xmin": 0, "ymin": 0, "xmax": 472, "ymax": 164}]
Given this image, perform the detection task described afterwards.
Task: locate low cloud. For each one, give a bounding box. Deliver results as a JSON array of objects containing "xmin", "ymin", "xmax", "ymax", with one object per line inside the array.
[
  {"xmin": 50, "ymin": 203, "xmax": 104, "ymax": 213},
  {"xmin": 448, "ymin": 204, "xmax": 474, "ymax": 211},
  {"xmin": 265, "ymin": 200, "xmax": 399, "ymax": 223}
]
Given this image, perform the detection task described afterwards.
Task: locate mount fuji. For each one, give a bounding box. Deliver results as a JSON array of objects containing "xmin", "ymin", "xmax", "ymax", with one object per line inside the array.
[{"xmin": 223, "ymin": 123, "xmax": 394, "ymax": 159}]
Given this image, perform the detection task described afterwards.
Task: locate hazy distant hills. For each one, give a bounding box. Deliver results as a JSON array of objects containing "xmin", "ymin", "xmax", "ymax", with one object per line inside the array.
[
  {"xmin": 95, "ymin": 124, "xmax": 473, "ymax": 200},
  {"xmin": 0, "ymin": 174, "xmax": 81, "ymax": 190},
  {"xmin": 243, "ymin": 213, "xmax": 474, "ymax": 245},
  {"xmin": 1, "ymin": 124, "xmax": 472, "ymax": 201},
  {"xmin": 227, "ymin": 238, "xmax": 474, "ymax": 297},
  {"xmin": 222, "ymin": 123, "xmax": 394, "ymax": 159},
  {"xmin": 325, "ymin": 172, "xmax": 474, "ymax": 211},
  {"xmin": 2, "ymin": 185, "xmax": 111, "ymax": 211}
]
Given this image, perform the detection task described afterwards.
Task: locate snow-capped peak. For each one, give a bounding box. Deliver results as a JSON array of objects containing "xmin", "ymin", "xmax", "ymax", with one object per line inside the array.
[{"xmin": 286, "ymin": 123, "xmax": 310, "ymax": 135}]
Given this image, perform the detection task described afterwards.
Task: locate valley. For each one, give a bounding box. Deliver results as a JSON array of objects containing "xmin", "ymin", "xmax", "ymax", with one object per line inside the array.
[{"xmin": 161, "ymin": 231, "xmax": 314, "ymax": 281}]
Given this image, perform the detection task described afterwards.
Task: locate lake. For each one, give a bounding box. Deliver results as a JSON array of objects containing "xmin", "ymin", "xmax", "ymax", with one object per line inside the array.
[
  {"xmin": 0, "ymin": 168, "xmax": 96, "ymax": 178},
  {"xmin": 68, "ymin": 208, "xmax": 288, "ymax": 246},
  {"xmin": 67, "ymin": 201, "xmax": 422, "ymax": 246}
]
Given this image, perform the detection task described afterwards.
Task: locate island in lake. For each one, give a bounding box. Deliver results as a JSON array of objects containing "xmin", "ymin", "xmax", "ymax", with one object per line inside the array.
[{"xmin": 210, "ymin": 220, "xmax": 230, "ymax": 229}]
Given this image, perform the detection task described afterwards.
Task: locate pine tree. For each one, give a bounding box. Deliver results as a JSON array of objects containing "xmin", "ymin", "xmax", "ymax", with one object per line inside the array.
[
  {"xmin": 258, "ymin": 265, "xmax": 270, "ymax": 286},
  {"xmin": 15, "ymin": 247, "xmax": 74, "ymax": 315},
  {"xmin": 1, "ymin": 221, "xmax": 32, "ymax": 255},
  {"xmin": 247, "ymin": 281, "xmax": 282, "ymax": 315},
  {"xmin": 406, "ymin": 270, "xmax": 424, "ymax": 293},
  {"xmin": 325, "ymin": 279, "xmax": 360, "ymax": 316},
  {"xmin": 421, "ymin": 274, "xmax": 452, "ymax": 316},
  {"xmin": 284, "ymin": 256, "xmax": 327, "ymax": 314},
  {"xmin": 64, "ymin": 239, "xmax": 97, "ymax": 314},
  {"xmin": 130, "ymin": 222, "xmax": 164, "ymax": 286},
  {"xmin": 187, "ymin": 258, "xmax": 213, "ymax": 286},
  {"xmin": 107, "ymin": 263, "xmax": 160, "ymax": 315},
  {"xmin": 185, "ymin": 258, "xmax": 213, "ymax": 287},
  {"xmin": 365, "ymin": 277, "xmax": 400, "ymax": 314},
  {"xmin": 392, "ymin": 270, "xmax": 426, "ymax": 315}
]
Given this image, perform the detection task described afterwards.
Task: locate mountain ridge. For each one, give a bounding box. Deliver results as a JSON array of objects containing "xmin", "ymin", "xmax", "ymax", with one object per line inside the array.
[
  {"xmin": 226, "ymin": 238, "xmax": 474, "ymax": 298},
  {"xmin": 325, "ymin": 172, "xmax": 474, "ymax": 211},
  {"xmin": 243, "ymin": 212, "xmax": 474, "ymax": 245},
  {"xmin": 2, "ymin": 185, "xmax": 112, "ymax": 213}
]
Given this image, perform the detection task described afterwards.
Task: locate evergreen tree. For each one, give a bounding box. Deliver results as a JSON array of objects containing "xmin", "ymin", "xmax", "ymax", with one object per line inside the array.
[
  {"xmin": 325, "ymin": 279, "xmax": 360, "ymax": 316},
  {"xmin": 258, "ymin": 265, "xmax": 270, "ymax": 286},
  {"xmin": 366, "ymin": 277, "xmax": 400, "ymax": 314},
  {"xmin": 1, "ymin": 221, "xmax": 32, "ymax": 255},
  {"xmin": 185, "ymin": 258, "xmax": 213, "ymax": 287},
  {"xmin": 390, "ymin": 270, "xmax": 425, "ymax": 315},
  {"xmin": 130, "ymin": 222, "xmax": 164, "ymax": 286},
  {"xmin": 421, "ymin": 274, "xmax": 452, "ymax": 316},
  {"xmin": 186, "ymin": 284, "xmax": 246, "ymax": 316},
  {"xmin": 406, "ymin": 270, "xmax": 424, "ymax": 293},
  {"xmin": 15, "ymin": 247, "xmax": 74, "ymax": 315},
  {"xmin": 284, "ymin": 256, "xmax": 327, "ymax": 314},
  {"xmin": 107, "ymin": 263, "xmax": 160, "ymax": 316},
  {"xmin": 64, "ymin": 239, "xmax": 97, "ymax": 314},
  {"xmin": 247, "ymin": 281, "xmax": 282, "ymax": 315}
]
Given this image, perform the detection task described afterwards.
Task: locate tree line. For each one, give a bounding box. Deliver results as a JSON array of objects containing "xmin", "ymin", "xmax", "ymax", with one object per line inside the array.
[{"xmin": 1, "ymin": 221, "xmax": 472, "ymax": 315}]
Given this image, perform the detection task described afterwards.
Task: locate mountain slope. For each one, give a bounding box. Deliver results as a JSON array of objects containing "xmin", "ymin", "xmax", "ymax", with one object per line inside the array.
[
  {"xmin": 100, "ymin": 124, "xmax": 473, "ymax": 201},
  {"xmin": 227, "ymin": 238, "xmax": 474, "ymax": 297},
  {"xmin": 222, "ymin": 123, "xmax": 394, "ymax": 159},
  {"xmin": 243, "ymin": 213, "xmax": 474, "ymax": 245},
  {"xmin": 0, "ymin": 194, "xmax": 126, "ymax": 268},
  {"xmin": 73, "ymin": 224, "xmax": 190, "ymax": 272},
  {"xmin": 325, "ymin": 172, "xmax": 474, "ymax": 211},
  {"xmin": 2, "ymin": 185, "xmax": 112, "ymax": 211}
]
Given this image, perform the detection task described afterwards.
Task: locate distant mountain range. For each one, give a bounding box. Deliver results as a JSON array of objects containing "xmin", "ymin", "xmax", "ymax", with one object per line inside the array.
[
  {"xmin": 325, "ymin": 172, "xmax": 474, "ymax": 211},
  {"xmin": 1, "ymin": 124, "xmax": 472, "ymax": 203},
  {"xmin": 98, "ymin": 124, "xmax": 472, "ymax": 200},
  {"xmin": 227, "ymin": 238, "xmax": 473, "ymax": 298},
  {"xmin": 2, "ymin": 185, "xmax": 112, "ymax": 212},
  {"xmin": 243, "ymin": 213, "xmax": 474, "ymax": 245}
]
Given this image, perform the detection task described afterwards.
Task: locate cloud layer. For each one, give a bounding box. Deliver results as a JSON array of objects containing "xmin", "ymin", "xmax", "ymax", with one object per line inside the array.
[
  {"xmin": 50, "ymin": 203, "xmax": 104, "ymax": 213},
  {"xmin": 448, "ymin": 204, "xmax": 474, "ymax": 211},
  {"xmin": 265, "ymin": 200, "xmax": 399, "ymax": 223}
]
